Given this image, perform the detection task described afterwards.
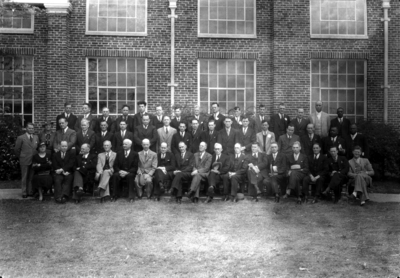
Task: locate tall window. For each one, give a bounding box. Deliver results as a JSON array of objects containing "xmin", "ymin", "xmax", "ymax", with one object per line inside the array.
[
  {"xmin": 0, "ymin": 10, "xmax": 34, "ymax": 34},
  {"xmin": 0, "ymin": 56, "xmax": 34, "ymax": 125},
  {"xmin": 311, "ymin": 60, "xmax": 366, "ymax": 123},
  {"xmin": 198, "ymin": 0, "xmax": 256, "ymax": 38},
  {"xmin": 310, "ymin": 0, "xmax": 367, "ymax": 39},
  {"xmin": 199, "ymin": 60, "xmax": 256, "ymax": 114},
  {"xmin": 86, "ymin": 0, "xmax": 147, "ymax": 36},
  {"xmin": 87, "ymin": 58, "xmax": 146, "ymax": 115}
]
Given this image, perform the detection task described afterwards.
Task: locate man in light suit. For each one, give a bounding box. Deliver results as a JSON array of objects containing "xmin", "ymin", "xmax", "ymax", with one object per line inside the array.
[
  {"xmin": 157, "ymin": 116, "xmax": 177, "ymax": 152},
  {"xmin": 209, "ymin": 102, "xmax": 226, "ymax": 131},
  {"xmin": 256, "ymin": 121, "xmax": 275, "ymax": 155},
  {"xmin": 277, "ymin": 125, "xmax": 300, "ymax": 156},
  {"xmin": 270, "ymin": 103, "xmax": 291, "ymax": 139},
  {"xmin": 217, "ymin": 117, "xmax": 240, "ymax": 155},
  {"xmin": 254, "ymin": 104, "xmax": 270, "ymax": 133},
  {"xmin": 96, "ymin": 140, "xmax": 116, "ymax": 202},
  {"xmin": 186, "ymin": 142, "xmax": 212, "ymax": 203},
  {"xmin": 330, "ymin": 107, "xmax": 351, "ymax": 139},
  {"xmin": 290, "ymin": 108, "xmax": 309, "ymax": 137},
  {"xmin": 53, "ymin": 117, "xmax": 77, "ymax": 152},
  {"xmin": 133, "ymin": 114, "xmax": 158, "ymax": 152},
  {"xmin": 135, "ymin": 139, "xmax": 158, "ymax": 199},
  {"xmin": 239, "ymin": 117, "xmax": 256, "ymax": 154},
  {"xmin": 75, "ymin": 119, "xmax": 96, "ymax": 154},
  {"xmin": 56, "ymin": 102, "xmax": 77, "ymax": 131},
  {"xmin": 14, "ymin": 122, "xmax": 39, "ymax": 198},
  {"xmin": 308, "ymin": 100, "xmax": 330, "ymax": 138},
  {"xmin": 74, "ymin": 102, "xmax": 96, "ymax": 132}
]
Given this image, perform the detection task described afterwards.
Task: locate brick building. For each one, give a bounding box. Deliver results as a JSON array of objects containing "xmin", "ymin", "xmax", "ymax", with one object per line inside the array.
[{"xmin": 0, "ymin": 0, "xmax": 399, "ymax": 130}]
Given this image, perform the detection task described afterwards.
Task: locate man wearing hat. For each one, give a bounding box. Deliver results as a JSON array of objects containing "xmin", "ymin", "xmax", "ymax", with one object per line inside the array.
[{"xmin": 39, "ymin": 122, "xmax": 55, "ymax": 152}]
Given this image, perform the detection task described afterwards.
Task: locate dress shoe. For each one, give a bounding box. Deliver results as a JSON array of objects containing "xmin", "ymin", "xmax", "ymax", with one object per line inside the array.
[
  {"xmin": 348, "ymin": 193, "xmax": 356, "ymax": 200},
  {"xmin": 322, "ymin": 189, "xmax": 329, "ymax": 196},
  {"xmin": 138, "ymin": 196, "xmax": 142, "ymax": 200},
  {"xmin": 100, "ymin": 198, "xmax": 104, "ymax": 204},
  {"xmin": 304, "ymin": 197, "xmax": 308, "ymax": 204},
  {"xmin": 296, "ymin": 198, "xmax": 302, "ymax": 205},
  {"xmin": 176, "ymin": 198, "xmax": 182, "ymax": 204},
  {"xmin": 147, "ymin": 197, "xmax": 151, "ymax": 200},
  {"xmin": 111, "ymin": 197, "xmax": 118, "ymax": 202},
  {"xmin": 156, "ymin": 197, "xmax": 161, "ymax": 201},
  {"xmin": 252, "ymin": 197, "xmax": 259, "ymax": 202},
  {"xmin": 22, "ymin": 195, "xmax": 27, "ymax": 199},
  {"xmin": 187, "ymin": 190, "xmax": 195, "ymax": 198},
  {"xmin": 360, "ymin": 201, "xmax": 365, "ymax": 206},
  {"xmin": 75, "ymin": 199, "xmax": 80, "ymax": 204},
  {"xmin": 193, "ymin": 197, "xmax": 198, "ymax": 204},
  {"xmin": 223, "ymin": 195, "xmax": 230, "ymax": 202},
  {"xmin": 204, "ymin": 197, "xmax": 212, "ymax": 203},
  {"xmin": 55, "ymin": 198, "xmax": 62, "ymax": 203},
  {"xmin": 312, "ymin": 198, "xmax": 319, "ymax": 204},
  {"xmin": 274, "ymin": 195, "xmax": 280, "ymax": 203},
  {"xmin": 233, "ymin": 197, "xmax": 239, "ymax": 203},
  {"xmin": 282, "ymin": 194, "xmax": 288, "ymax": 199},
  {"xmin": 129, "ymin": 198, "xmax": 135, "ymax": 203}
]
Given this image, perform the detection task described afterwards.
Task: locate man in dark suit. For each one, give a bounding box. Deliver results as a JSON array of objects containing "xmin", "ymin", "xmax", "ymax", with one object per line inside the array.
[
  {"xmin": 95, "ymin": 120, "xmax": 114, "ymax": 154},
  {"xmin": 300, "ymin": 123, "xmax": 321, "ymax": 157},
  {"xmin": 330, "ymin": 107, "xmax": 351, "ymax": 139},
  {"xmin": 217, "ymin": 117, "xmax": 240, "ymax": 155},
  {"xmin": 238, "ymin": 117, "xmax": 256, "ymax": 154},
  {"xmin": 265, "ymin": 142, "xmax": 286, "ymax": 203},
  {"xmin": 246, "ymin": 143, "xmax": 269, "ymax": 202},
  {"xmin": 347, "ymin": 124, "xmax": 369, "ymax": 159},
  {"xmin": 231, "ymin": 106, "xmax": 244, "ymax": 130},
  {"xmin": 133, "ymin": 114, "xmax": 158, "ymax": 152},
  {"xmin": 111, "ymin": 139, "xmax": 139, "ymax": 202},
  {"xmin": 203, "ymin": 120, "xmax": 219, "ymax": 155},
  {"xmin": 303, "ymin": 142, "xmax": 329, "ymax": 204},
  {"xmin": 52, "ymin": 141, "xmax": 76, "ymax": 203},
  {"xmin": 186, "ymin": 105, "xmax": 208, "ymax": 132},
  {"xmin": 290, "ymin": 108, "xmax": 309, "ymax": 137},
  {"xmin": 190, "ymin": 118, "xmax": 205, "ymax": 154},
  {"xmin": 323, "ymin": 146, "xmax": 349, "ymax": 203},
  {"xmin": 75, "ymin": 119, "xmax": 96, "ymax": 154},
  {"xmin": 205, "ymin": 143, "xmax": 230, "ymax": 203},
  {"xmin": 224, "ymin": 143, "xmax": 248, "ymax": 202},
  {"xmin": 113, "ymin": 120, "xmax": 134, "ymax": 152},
  {"xmin": 153, "ymin": 142, "xmax": 176, "ymax": 201},
  {"xmin": 94, "ymin": 106, "xmax": 114, "ymax": 133},
  {"xmin": 53, "ymin": 117, "xmax": 77, "ymax": 152},
  {"xmin": 133, "ymin": 100, "xmax": 154, "ymax": 129},
  {"xmin": 171, "ymin": 122, "xmax": 192, "ymax": 156},
  {"xmin": 170, "ymin": 106, "xmax": 186, "ymax": 131},
  {"xmin": 208, "ymin": 102, "xmax": 226, "ymax": 131},
  {"xmin": 152, "ymin": 105, "xmax": 165, "ymax": 130},
  {"xmin": 74, "ymin": 102, "xmax": 96, "ymax": 132},
  {"xmin": 72, "ymin": 143, "xmax": 97, "ymax": 203},
  {"xmin": 270, "ymin": 103, "xmax": 291, "ymax": 139},
  {"xmin": 321, "ymin": 127, "xmax": 347, "ymax": 157},
  {"xmin": 170, "ymin": 141, "xmax": 194, "ymax": 204},
  {"xmin": 254, "ymin": 104, "xmax": 270, "ymax": 133},
  {"xmin": 56, "ymin": 102, "xmax": 78, "ymax": 131},
  {"xmin": 277, "ymin": 125, "xmax": 300, "ymax": 156},
  {"xmin": 113, "ymin": 104, "xmax": 135, "ymax": 133}
]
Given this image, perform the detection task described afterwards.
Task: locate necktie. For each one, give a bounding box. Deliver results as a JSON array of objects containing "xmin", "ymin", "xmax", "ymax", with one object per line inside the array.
[
  {"xmin": 236, "ymin": 154, "xmax": 239, "ymax": 159},
  {"xmin": 227, "ymin": 129, "xmax": 230, "ymax": 136},
  {"xmin": 166, "ymin": 127, "xmax": 168, "ymax": 134},
  {"xmin": 102, "ymin": 132, "xmax": 105, "ymax": 137},
  {"xmin": 106, "ymin": 152, "xmax": 109, "ymax": 160},
  {"xmin": 83, "ymin": 131, "xmax": 86, "ymax": 136},
  {"xmin": 193, "ymin": 130, "xmax": 195, "ymax": 136},
  {"xmin": 66, "ymin": 114, "xmax": 69, "ymax": 120},
  {"xmin": 217, "ymin": 155, "xmax": 220, "ymax": 161},
  {"xmin": 261, "ymin": 116, "xmax": 264, "ymax": 122},
  {"xmin": 177, "ymin": 117, "xmax": 180, "ymax": 122},
  {"xmin": 62, "ymin": 129, "xmax": 65, "ymax": 134},
  {"xmin": 158, "ymin": 116, "xmax": 161, "ymax": 122},
  {"xmin": 30, "ymin": 135, "xmax": 33, "ymax": 142},
  {"xmin": 122, "ymin": 131, "xmax": 125, "ymax": 138},
  {"xmin": 295, "ymin": 154, "xmax": 298, "ymax": 161},
  {"xmin": 145, "ymin": 152, "xmax": 148, "ymax": 160},
  {"xmin": 332, "ymin": 138, "xmax": 334, "ymax": 143},
  {"xmin": 125, "ymin": 151, "xmax": 128, "ymax": 158},
  {"xmin": 253, "ymin": 153, "xmax": 257, "ymax": 158},
  {"xmin": 144, "ymin": 125, "xmax": 147, "ymax": 129},
  {"xmin": 243, "ymin": 128, "xmax": 246, "ymax": 135},
  {"xmin": 162, "ymin": 154, "xmax": 165, "ymax": 159},
  {"xmin": 314, "ymin": 154, "xmax": 317, "ymax": 160},
  {"xmin": 273, "ymin": 154, "xmax": 276, "ymax": 161},
  {"xmin": 210, "ymin": 131, "xmax": 212, "ymax": 135},
  {"xmin": 288, "ymin": 136, "xmax": 291, "ymax": 140},
  {"xmin": 61, "ymin": 152, "xmax": 65, "ymax": 159},
  {"xmin": 181, "ymin": 153, "xmax": 184, "ymax": 159},
  {"xmin": 298, "ymin": 118, "xmax": 301, "ymax": 124},
  {"xmin": 309, "ymin": 134, "xmax": 312, "ymax": 140}
]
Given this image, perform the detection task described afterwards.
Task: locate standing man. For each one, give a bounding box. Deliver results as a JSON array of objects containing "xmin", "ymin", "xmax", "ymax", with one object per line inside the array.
[
  {"xmin": 52, "ymin": 141, "xmax": 75, "ymax": 203},
  {"xmin": 53, "ymin": 117, "xmax": 77, "ymax": 152},
  {"xmin": 135, "ymin": 139, "xmax": 158, "ymax": 199},
  {"xmin": 347, "ymin": 124, "xmax": 369, "ymax": 159},
  {"xmin": 300, "ymin": 123, "xmax": 321, "ymax": 157},
  {"xmin": 232, "ymin": 106, "xmax": 244, "ymax": 130},
  {"xmin": 133, "ymin": 114, "xmax": 158, "ymax": 152},
  {"xmin": 157, "ymin": 116, "xmax": 177, "ymax": 153},
  {"xmin": 187, "ymin": 105, "xmax": 208, "ymax": 132},
  {"xmin": 239, "ymin": 117, "xmax": 256, "ymax": 154},
  {"xmin": 217, "ymin": 117, "xmax": 240, "ymax": 155},
  {"xmin": 170, "ymin": 106, "xmax": 186, "ymax": 131},
  {"xmin": 254, "ymin": 104, "xmax": 270, "ymax": 133},
  {"xmin": 171, "ymin": 122, "xmax": 192, "ymax": 156},
  {"xmin": 95, "ymin": 107, "xmax": 113, "ymax": 133},
  {"xmin": 321, "ymin": 127, "xmax": 347, "ymax": 157},
  {"xmin": 265, "ymin": 142, "xmax": 286, "ymax": 203},
  {"xmin": 277, "ymin": 125, "xmax": 300, "ymax": 156},
  {"xmin": 190, "ymin": 118, "xmax": 204, "ymax": 154},
  {"xmin": 96, "ymin": 140, "xmax": 117, "ymax": 203},
  {"xmin": 153, "ymin": 142, "xmax": 176, "ymax": 201},
  {"xmin": 308, "ymin": 100, "xmax": 330, "ymax": 138},
  {"xmin": 75, "ymin": 119, "xmax": 96, "ymax": 154},
  {"xmin": 246, "ymin": 143, "xmax": 269, "ymax": 202},
  {"xmin": 113, "ymin": 120, "xmax": 134, "ymax": 152},
  {"xmin": 209, "ymin": 102, "xmax": 226, "ymax": 131},
  {"xmin": 153, "ymin": 105, "xmax": 165, "ymax": 130},
  {"xmin": 270, "ymin": 103, "xmax": 291, "ymax": 140},
  {"xmin": 224, "ymin": 143, "xmax": 248, "ymax": 202},
  {"xmin": 14, "ymin": 122, "xmax": 39, "ymax": 198},
  {"xmin": 74, "ymin": 102, "xmax": 96, "ymax": 132},
  {"xmin": 113, "ymin": 105, "xmax": 135, "ymax": 133},
  {"xmin": 330, "ymin": 107, "xmax": 351, "ymax": 139},
  {"xmin": 203, "ymin": 120, "xmax": 219, "ymax": 155},
  {"xmin": 95, "ymin": 120, "xmax": 114, "ymax": 154},
  {"xmin": 133, "ymin": 101, "xmax": 152, "ymax": 129},
  {"xmin": 56, "ymin": 102, "xmax": 77, "ymax": 131},
  {"xmin": 256, "ymin": 121, "xmax": 275, "ymax": 155},
  {"xmin": 291, "ymin": 108, "xmax": 309, "ymax": 137}
]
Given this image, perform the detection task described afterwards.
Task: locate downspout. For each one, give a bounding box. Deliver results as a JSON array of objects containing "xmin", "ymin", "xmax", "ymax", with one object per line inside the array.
[
  {"xmin": 382, "ymin": 0, "xmax": 390, "ymax": 124},
  {"xmin": 168, "ymin": 0, "xmax": 178, "ymax": 107}
]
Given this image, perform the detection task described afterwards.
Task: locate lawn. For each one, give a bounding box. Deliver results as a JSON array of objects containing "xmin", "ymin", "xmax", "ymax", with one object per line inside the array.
[{"xmin": 0, "ymin": 197, "xmax": 400, "ymax": 278}]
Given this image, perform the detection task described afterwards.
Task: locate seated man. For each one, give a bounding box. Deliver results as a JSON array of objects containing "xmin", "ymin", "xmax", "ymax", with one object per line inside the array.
[
  {"xmin": 246, "ymin": 143, "xmax": 269, "ymax": 202},
  {"xmin": 111, "ymin": 139, "xmax": 139, "ymax": 203},
  {"xmin": 96, "ymin": 140, "xmax": 117, "ymax": 203},
  {"xmin": 302, "ymin": 142, "xmax": 328, "ymax": 204},
  {"xmin": 277, "ymin": 125, "xmax": 300, "ymax": 156},
  {"xmin": 153, "ymin": 142, "xmax": 176, "ymax": 201},
  {"xmin": 265, "ymin": 142, "xmax": 286, "ymax": 203},
  {"xmin": 135, "ymin": 139, "xmax": 158, "ymax": 200},
  {"xmin": 225, "ymin": 143, "xmax": 248, "ymax": 202},
  {"xmin": 187, "ymin": 142, "xmax": 212, "ymax": 203},
  {"xmin": 205, "ymin": 143, "xmax": 230, "ymax": 203},
  {"xmin": 72, "ymin": 143, "xmax": 97, "ymax": 203},
  {"xmin": 170, "ymin": 141, "xmax": 194, "ymax": 204},
  {"xmin": 52, "ymin": 141, "xmax": 76, "ymax": 203},
  {"xmin": 348, "ymin": 146, "xmax": 374, "ymax": 206},
  {"xmin": 323, "ymin": 146, "xmax": 349, "ymax": 203},
  {"xmin": 283, "ymin": 141, "xmax": 309, "ymax": 204}
]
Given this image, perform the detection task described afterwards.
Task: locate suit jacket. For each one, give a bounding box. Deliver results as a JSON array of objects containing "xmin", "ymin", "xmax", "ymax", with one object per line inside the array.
[
  {"xmin": 56, "ymin": 113, "xmax": 78, "ymax": 131},
  {"xmin": 74, "ymin": 153, "xmax": 97, "ymax": 176},
  {"xmin": 266, "ymin": 152, "xmax": 286, "ymax": 175},
  {"xmin": 256, "ymin": 131, "xmax": 276, "ymax": 155},
  {"xmin": 217, "ymin": 128, "xmax": 240, "ymax": 155},
  {"xmin": 170, "ymin": 117, "xmax": 187, "ymax": 131},
  {"xmin": 228, "ymin": 153, "xmax": 248, "ymax": 175},
  {"xmin": 133, "ymin": 125, "xmax": 158, "ymax": 152},
  {"xmin": 152, "ymin": 115, "xmax": 166, "ymax": 130},
  {"xmin": 308, "ymin": 112, "xmax": 331, "ymax": 138},
  {"xmin": 300, "ymin": 133, "xmax": 322, "ymax": 156},
  {"xmin": 193, "ymin": 152, "xmax": 212, "ymax": 174},
  {"xmin": 157, "ymin": 152, "xmax": 176, "ymax": 172},
  {"xmin": 113, "ymin": 115, "xmax": 135, "ymax": 133},
  {"xmin": 348, "ymin": 158, "xmax": 374, "ymax": 178},
  {"xmin": 321, "ymin": 136, "xmax": 347, "ymax": 157},
  {"xmin": 113, "ymin": 130, "xmax": 135, "ymax": 152},
  {"xmin": 210, "ymin": 153, "xmax": 231, "ymax": 175},
  {"xmin": 113, "ymin": 149, "xmax": 139, "ymax": 174},
  {"xmin": 327, "ymin": 156, "xmax": 349, "ymax": 176},
  {"xmin": 347, "ymin": 133, "xmax": 369, "ymax": 159},
  {"xmin": 175, "ymin": 151, "xmax": 194, "ymax": 172},
  {"xmin": 14, "ymin": 133, "xmax": 39, "ymax": 165},
  {"xmin": 270, "ymin": 113, "xmax": 290, "ymax": 139},
  {"xmin": 208, "ymin": 113, "xmax": 226, "ymax": 131},
  {"xmin": 96, "ymin": 151, "xmax": 117, "ymax": 174},
  {"xmin": 291, "ymin": 117, "xmax": 309, "ymax": 137},
  {"xmin": 246, "ymin": 152, "xmax": 268, "ymax": 178},
  {"xmin": 286, "ymin": 153, "xmax": 309, "ymax": 175},
  {"xmin": 203, "ymin": 130, "xmax": 219, "ymax": 155},
  {"xmin": 95, "ymin": 131, "xmax": 115, "ymax": 154},
  {"xmin": 187, "ymin": 114, "xmax": 208, "ymax": 131},
  {"xmin": 277, "ymin": 134, "xmax": 300, "ymax": 156},
  {"xmin": 52, "ymin": 150, "xmax": 76, "ymax": 173},
  {"xmin": 75, "ymin": 129, "xmax": 96, "ymax": 154},
  {"xmin": 191, "ymin": 128, "xmax": 205, "ymax": 154},
  {"xmin": 94, "ymin": 116, "xmax": 114, "ymax": 133},
  {"xmin": 331, "ymin": 117, "xmax": 351, "ymax": 139},
  {"xmin": 254, "ymin": 115, "xmax": 270, "ymax": 133},
  {"xmin": 133, "ymin": 113, "xmax": 154, "ymax": 130},
  {"xmin": 157, "ymin": 126, "xmax": 177, "ymax": 152},
  {"xmin": 75, "ymin": 114, "xmax": 96, "ymax": 132},
  {"xmin": 53, "ymin": 128, "xmax": 77, "ymax": 151},
  {"xmin": 308, "ymin": 153, "xmax": 329, "ymax": 177},
  {"xmin": 171, "ymin": 131, "xmax": 192, "ymax": 156},
  {"xmin": 137, "ymin": 150, "xmax": 157, "ymax": 176},
  {"xmin": 238, "ymin": 127, "xmax": 256, "ymax": 153}
]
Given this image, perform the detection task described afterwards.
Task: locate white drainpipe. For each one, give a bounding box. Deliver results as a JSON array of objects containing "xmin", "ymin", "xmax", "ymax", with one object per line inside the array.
[
  {"xmin": 382, "ymin": 0, "xmax": 390, "ymax": 124},
  {"xmin": 168, "ymin": 0, "xmax": 178, "ymax": 107}
]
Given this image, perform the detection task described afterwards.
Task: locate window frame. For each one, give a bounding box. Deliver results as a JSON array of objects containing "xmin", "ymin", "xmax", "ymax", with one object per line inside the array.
[
  {"xmin": 85, "ymin": 0, "xmax": 148, "ymax": 37},
  {"xmin": 310, "ymin": 0, "xmax": 368, "ymax": 40},
  {"xmin": 197, "ymin": 0, "xmax": 257, "ymax": 39},
  {"xmin": 309, "ymin": 59, "xmax": 367, "ymax": 122},
  {"xmin": 0, "ymin": 11, "xmax": 34, "ymax": 34},
  {"xmin": 85, "ymin": 57, "xmax": 148, "ymax": 116}
]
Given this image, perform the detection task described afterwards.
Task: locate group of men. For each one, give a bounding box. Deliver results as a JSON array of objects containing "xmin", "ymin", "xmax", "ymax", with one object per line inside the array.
[{"xmin": 14, "ymin": 100, "xmax": 373, "ymax": 205}]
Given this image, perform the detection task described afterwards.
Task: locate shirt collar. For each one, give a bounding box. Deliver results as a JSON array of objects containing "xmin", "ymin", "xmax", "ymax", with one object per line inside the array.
[{"xmin": 64, "ymin": 127, "xmax": 69, "ymax": 132}]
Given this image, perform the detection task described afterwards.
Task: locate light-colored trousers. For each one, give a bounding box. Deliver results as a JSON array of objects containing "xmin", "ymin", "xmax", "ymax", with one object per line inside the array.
[
  {"xmin": 20, "ymin": 164, "xmax": 34, "ymax": 195},
  {"xmin": 135, "ymin": 174, "xmax": 154, "ymax": 198},
  {"xmin": 98, "ymin": 170, "xmax": 113, "ymax": 197}
]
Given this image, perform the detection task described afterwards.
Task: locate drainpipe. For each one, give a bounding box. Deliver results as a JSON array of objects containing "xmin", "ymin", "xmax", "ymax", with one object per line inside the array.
[
  {"xmin": 168, "ymin": 0, "xmax": 178, "ymax": 107},
  {"xmin": 382, "ymin": 0, "xmax": 390, "ymax": 124}
]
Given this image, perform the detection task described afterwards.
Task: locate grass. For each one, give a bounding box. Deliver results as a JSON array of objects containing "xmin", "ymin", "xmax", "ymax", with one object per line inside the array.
[{"xmin": 0, "ymin": 197, "xmax": 400, "ymax": 277}]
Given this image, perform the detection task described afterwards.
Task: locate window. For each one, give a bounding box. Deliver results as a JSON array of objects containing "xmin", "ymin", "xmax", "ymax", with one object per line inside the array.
[
  {"xmin": 199, "ymin": 60, "xmax": 256, "ymax": 114},
  {"xmin": 86, "ymin": 0, "xmax": 147, "ymax": 36},
  {"xmin": 87, "ymin": 58, "xmax": 146, "ymax": 115},
  {"xmin": 0, "ymin": 10, "xmax": 34, "ymax": 34},
  {"xmin": 310, "ymin": 0, "xmax": 367, "ymax": 39},
  {"xmin": 0, "ymin": 56, "xmax": 34, "ymax": 125},
  {"xmin": 198, "ymin": 0, "xmax": 256, "ymax": 38},
  {"xmin": 310, "ymin": 60, "xmax": 366, "ymax": 123}
]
